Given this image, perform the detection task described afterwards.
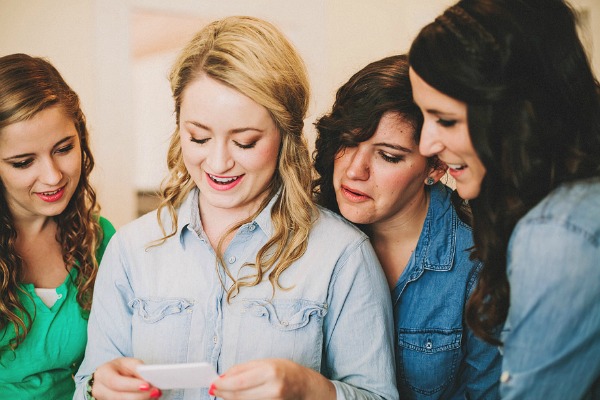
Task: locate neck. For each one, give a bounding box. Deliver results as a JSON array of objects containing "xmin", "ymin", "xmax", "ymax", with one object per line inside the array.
[{"xmin": 367, "ymin": 190, "xmax": 430, "ymax": 289}]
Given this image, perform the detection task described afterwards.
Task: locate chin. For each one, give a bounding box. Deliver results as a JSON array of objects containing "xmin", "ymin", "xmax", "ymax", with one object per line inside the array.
[{"xmin": 456, "ymin": 184, "xmax": 481, "ymax": 200}]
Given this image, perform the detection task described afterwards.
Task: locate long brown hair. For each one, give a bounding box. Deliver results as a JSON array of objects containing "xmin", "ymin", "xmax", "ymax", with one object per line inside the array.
[
  {"xmin": 154, "ymin": 16, "xmax": 317, "ymax": 301},
  {"xmin": 0, "ymin": 54, "xmax": 102, "ymax": 350}
]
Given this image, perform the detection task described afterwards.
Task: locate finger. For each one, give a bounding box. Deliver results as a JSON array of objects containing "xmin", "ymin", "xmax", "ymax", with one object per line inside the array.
[{"xmin": 93, "ymin": 379, "xmax": 162, "ymax": 400}]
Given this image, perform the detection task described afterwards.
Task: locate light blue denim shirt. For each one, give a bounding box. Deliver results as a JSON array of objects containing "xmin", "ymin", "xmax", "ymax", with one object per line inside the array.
[
  {"xmin": 74, "ymin": 188, "xmax": 398, "ymax": 400},
  {"xmin": 392, "ymin": 183, "xmax": 501, "ymax": 399},
  {"xmin": 500, "ymin": 178, "xmax": 600, "ymax": 399}
]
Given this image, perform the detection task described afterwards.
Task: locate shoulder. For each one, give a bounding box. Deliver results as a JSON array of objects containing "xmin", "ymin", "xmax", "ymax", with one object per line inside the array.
[
  {"xmin": 98, "ymin": 216, "xmax": 116, "ymax": 237},
  {"xmin": 516, "ymin": 178, "xmax": 600, "ymax": 246},
  {"xmin": 312, "ymin": 205, "xmax": 369, "ymax": 243}
]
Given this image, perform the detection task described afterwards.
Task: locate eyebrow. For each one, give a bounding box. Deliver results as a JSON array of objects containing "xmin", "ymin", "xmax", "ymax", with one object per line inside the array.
[
  {"xmin": 3, "ymin": 136, "xmax": 76, "ymax": 161},
  {"xmin": 186, "ymin": 120, "xmax": 264, "ymax": 134},
  {"xmin": 374, "ymin": 142, "xmax": 413, "ymax": 153},
  {"xmin": 423, "ymin": 108, "xmax": 459, "ymax": 117}
]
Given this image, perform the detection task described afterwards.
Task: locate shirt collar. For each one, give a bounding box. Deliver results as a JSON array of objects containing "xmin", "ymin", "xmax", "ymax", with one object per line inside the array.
[
  {"xmin": 177, "ymin": 187, "xmax": 279, "ymax": 245},
  {"xmin": 415, "ymin": 183, "xmax": 456, "ymax": 271}
]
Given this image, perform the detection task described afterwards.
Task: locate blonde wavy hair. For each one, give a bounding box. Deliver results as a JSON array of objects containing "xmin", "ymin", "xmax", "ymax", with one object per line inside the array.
[
  {"xmin": 155, "ymin": 16, "xmax": 316, "ymax": 300},
  {"xmin": 0, "ymin": 54, "xmax": 102, "ymax": 350}
]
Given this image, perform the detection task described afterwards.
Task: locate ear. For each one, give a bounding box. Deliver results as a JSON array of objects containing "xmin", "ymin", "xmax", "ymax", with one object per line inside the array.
[{"xmin": 424, "ymin": 160, "xmax": 448, "ymax": 185}]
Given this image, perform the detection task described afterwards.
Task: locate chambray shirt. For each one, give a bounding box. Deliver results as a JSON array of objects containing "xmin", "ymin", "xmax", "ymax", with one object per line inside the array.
[
  {"xmin": 500, "ymin": 178, "xmax": 600, "ymax": 399},
  {"xmin": 392, "ymin": 183, "xmax": 501, "ymax": 399},
  {"xmin": 74, "ymin": 188, "xmax": 398, "ymax": 400}
]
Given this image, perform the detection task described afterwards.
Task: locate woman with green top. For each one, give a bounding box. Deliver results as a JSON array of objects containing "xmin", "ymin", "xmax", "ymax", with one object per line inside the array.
[{"xmin": 0, "ymin": 53, "xmax": 115, "ymax": 399}]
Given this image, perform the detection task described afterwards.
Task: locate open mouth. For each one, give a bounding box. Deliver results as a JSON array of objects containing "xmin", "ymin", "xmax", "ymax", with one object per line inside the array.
[
  {"xmin": 208, "ymin": 174, "xmax": 240, "ymax": 185},
  {"xmin": 446, "ymin": 163, "xmax": 467, "ymax": 171},
  {"xmin": 40, "ymin": 188, "xmax": 62, "ymax": 196}
]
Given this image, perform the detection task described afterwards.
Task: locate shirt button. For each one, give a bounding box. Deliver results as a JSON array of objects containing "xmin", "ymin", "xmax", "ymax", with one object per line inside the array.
[
  {"xmin": 228, "ymin": 256, "xmax": 236, "ymax": 264},
  {"xmin": 248, "ymin": 224, "xmax": 256, "ymax": 231},
  {"xmin": 281, "ymin": 321, "xmax": 289, "ymax": 327},
  {"xmin": 213, "ymin": 336, "xmax": 218, "ymax": 344},
  {"xmin": 57, "ymin": 294, "xmax": 63, "ymax": 299},
  {"xmin": 425, "ymin": 341, "xmax": 433, "ymax": 350},
  {"xmin": 500, "ymin": 371, "xmax": 511, "ymax": 383}
]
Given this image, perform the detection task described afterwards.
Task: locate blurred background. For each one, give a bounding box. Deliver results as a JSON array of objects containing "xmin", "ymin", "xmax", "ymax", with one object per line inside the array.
[{"xmin": 1, "ymin": 0, "xmax": 599, "ymax": 228}]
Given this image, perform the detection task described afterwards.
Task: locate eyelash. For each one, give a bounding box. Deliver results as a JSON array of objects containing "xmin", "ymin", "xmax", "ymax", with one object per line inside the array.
[
  {"xmin": 190, "ymin": 137, "xmax": 257, "ymax": 149},
  {"xmin": 379, "ymin": 152, "xmax": 403, "ymax": 164},
  {"xmin": 436, "ymin": 118, "xmax": 457, "ymax": 128},
  {"xmin": 12, "ymin": 160, "xmax": 32, "ymax": 169},
  {"xmin": 11, "ymin": 144, "xmax": 74, "ymax": 169}
]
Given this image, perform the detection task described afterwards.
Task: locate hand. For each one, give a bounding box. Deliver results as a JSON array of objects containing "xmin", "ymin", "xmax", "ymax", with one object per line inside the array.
[
  {"xmin": 91, "ymin": 357, "xmax": 162, "ymax": 400},
  {"xmin": 210, "ymin": 358, "xmax": 336, "ymax": 400}
]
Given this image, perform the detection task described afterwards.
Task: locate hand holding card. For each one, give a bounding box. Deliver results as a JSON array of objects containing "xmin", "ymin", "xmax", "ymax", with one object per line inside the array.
[{"xmin": 137, "ymin": 362, "xmax": 218, "ymax": 389}]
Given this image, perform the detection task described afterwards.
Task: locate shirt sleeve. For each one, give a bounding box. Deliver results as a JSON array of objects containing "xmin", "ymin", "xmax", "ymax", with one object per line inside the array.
[
  {"xmin": 323, "ymin": 238, "xmax": 399, "ymax": 400},
  {"xmin": 74, "ymin": 232, "xmax": 135, "ymax": 399},
  {"xmin": 500, "ymin": 219, "xmax": 600, "ymax": 399}
]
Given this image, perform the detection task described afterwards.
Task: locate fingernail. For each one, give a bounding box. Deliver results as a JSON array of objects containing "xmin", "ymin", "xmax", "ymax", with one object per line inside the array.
[
  {"xmin": 139, "ymin": 383, "xmax": 150, "ymax": 391},
  {"xmin": 220, "ymin": 374, "xmax": 226, "ymax": 378},
  {"xmin": 208, "ymin": 383, "xmax": 215, "ymax": 396},
  {"xmin": 150, "ymin": 388, "xmax": 162, "ymax": 398}
]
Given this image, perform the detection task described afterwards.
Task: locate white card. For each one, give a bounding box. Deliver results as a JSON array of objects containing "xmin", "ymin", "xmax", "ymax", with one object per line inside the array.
[{"xmin": 137, "ymin": 362, "xmax": 218, "ymax": 389}]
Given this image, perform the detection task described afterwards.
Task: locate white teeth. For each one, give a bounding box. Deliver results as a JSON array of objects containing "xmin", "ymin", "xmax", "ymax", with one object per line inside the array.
[
  {"xmin": 209, "ymin": 174, "xmax": 238, "ymax": 184},
  {"xmin": 446, "ymin": 163, "xmax": 466, "ymax": 170},
  {"xmin": 41, "ymin": 189, "xmax": 60, "ymax": 195}
]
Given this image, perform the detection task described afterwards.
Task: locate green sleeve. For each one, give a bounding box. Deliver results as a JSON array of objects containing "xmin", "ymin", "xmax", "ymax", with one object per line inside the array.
[{"xmin": 95, "ymin": 216, "xmax": 116, "ymax": 263}]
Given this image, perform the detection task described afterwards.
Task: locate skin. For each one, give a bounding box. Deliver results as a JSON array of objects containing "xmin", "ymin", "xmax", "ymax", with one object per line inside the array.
[
  {"xmin": 332, "ymin": 111, "xmax": 445, "ymax": 287},
  {"xmin": 92, "ymin": 74, "xmax": 335, "ymax": 400},
  {"xmin": 409, "ymin": 68, "xmax": 486, "ymax": 200},
  {"xmin": 179, "ymin": 74, "xmax": 281, "ymax": 248},
  {"xmin": 0, "ymin": 105, "xmax": 82, "ymax": 288},
  {"xmin": 334, "ymin": 111, "xmax": 433, "ymax": 226},
  {"xmin": 0, "ymin": 105, "xmax": 81, "ymax": 223}
]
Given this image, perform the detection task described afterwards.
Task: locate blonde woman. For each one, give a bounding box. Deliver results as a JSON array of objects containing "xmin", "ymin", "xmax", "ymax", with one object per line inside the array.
[
  {"xmin": 75, "ymin": 16, "xmax": 397, "ymax": 400},
  {"xmin": 0, "ymin": 53, "xmax": 115, "ymax": 399}
]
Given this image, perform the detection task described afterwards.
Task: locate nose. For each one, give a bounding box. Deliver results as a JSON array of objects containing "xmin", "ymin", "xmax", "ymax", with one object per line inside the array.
[
  {"xmin": 418, "ymin": 122, "xmax": 444, "ymax": 157},
  {"xmin": 206, "ymin": 141, "xmax": 234, "ymax": 173},
  {"xmin": 345, "ymin": 147, "xmax": 370, "ymax": 181},
  {"xmin": 40, "ymin": 158, "xmax": 63, "ymax": 186}
]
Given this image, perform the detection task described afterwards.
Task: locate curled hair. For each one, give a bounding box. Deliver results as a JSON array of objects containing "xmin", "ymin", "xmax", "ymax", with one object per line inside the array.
[
  {"xmin": 410, "ymin": 0, "xmax": 600, "ymax": 343},
  {"xmin": 313, "ymin": 55, "xmax": 444, "ymax": 215},
  {"xmin": 0, "ymin": 54, "xmax": 102, "ymax": 350},
  {"xmin": 155, "ymin": 16, "xmax": 316, "ymax": 300}
]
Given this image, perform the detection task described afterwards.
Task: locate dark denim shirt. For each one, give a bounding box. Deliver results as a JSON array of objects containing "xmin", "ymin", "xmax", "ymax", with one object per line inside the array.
[{"xmin": 392, "ymin": 183, "xmax": 501, "ymax": 399}]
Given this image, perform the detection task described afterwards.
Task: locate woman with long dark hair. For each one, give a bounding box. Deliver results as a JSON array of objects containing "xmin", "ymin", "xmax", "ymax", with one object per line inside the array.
[{"xmin": 409, "ymin": 0, "xmax": 600, "ymax": 397}]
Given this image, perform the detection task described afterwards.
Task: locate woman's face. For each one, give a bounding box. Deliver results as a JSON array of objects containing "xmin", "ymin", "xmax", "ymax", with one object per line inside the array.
[
  {"xmin": 333, "ymin": 111, "xmax": 431, "ymax": 225},
  {"xmin": 410, "ymin": 68, "xmax": 486, "ymax": 200},
  {"xmin": 0, "ymin": 105, "xmax": 82, "ymax": 221},
  {"xmin": 179, "ymin": 74, "xmax": 281, "ymax": 219}
]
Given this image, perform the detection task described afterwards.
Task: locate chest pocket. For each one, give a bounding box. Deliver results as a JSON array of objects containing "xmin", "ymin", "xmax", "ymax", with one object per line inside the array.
[
  {"xmin": 397, "ymin": 329, "xmax": 462, "ymax": 397},
  {"xmin": 234, "ymin": 299, "xmax": 327, "ymax": 370},
  {"xmin": 130, "ymin": 297, "xmax": 194, "ymax": 363}
]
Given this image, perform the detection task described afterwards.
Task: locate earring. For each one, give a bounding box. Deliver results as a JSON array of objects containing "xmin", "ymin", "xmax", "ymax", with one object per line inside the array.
[{"xmin": 425, "ymin": 177, "xmax": 435, "ymax": 185}]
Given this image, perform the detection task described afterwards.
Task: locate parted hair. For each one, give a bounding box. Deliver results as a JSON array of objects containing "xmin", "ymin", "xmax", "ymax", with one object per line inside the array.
[
  {"xmin": 312, "ymin": 55, "xmax": 425, "ymax": 214},
  {"xmin": 409, "ymin": 0, "xmax": 600, "ymax": 344},
  {"xmin": 0, "ymin": 53, "xmax": 102, "ymax": 350},
  {"xmin": 156, "ymin": 16, "xmax": 316, "ymax": 300},
  {"xmin": 312, "ymin": 55, "xmax": 456, "ymax": 222}
]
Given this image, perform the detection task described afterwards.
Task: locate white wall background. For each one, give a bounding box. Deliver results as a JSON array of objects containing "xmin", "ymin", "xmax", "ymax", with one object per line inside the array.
[{"xmin": 1, "ymin": 0, "xmax": 599, "ymax": 227}]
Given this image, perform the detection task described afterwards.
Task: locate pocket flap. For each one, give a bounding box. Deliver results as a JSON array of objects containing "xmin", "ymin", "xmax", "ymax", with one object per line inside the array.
[
  {"xmin": 398, "ymin": 330, "xmax": 461, "ymax": 353},
  {"xmin": 130, "ymin": 297, "xmax": 194, "ymax": 323},
  {"xmin": 242, "ymin": 299, "xmax": 327, "ymax": 331}
]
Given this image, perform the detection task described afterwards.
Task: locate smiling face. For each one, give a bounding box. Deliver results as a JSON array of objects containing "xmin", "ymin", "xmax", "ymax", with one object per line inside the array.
[
  {"xmin": 409, "ymin": 68, "xmax": 486, "ymax": 200},
  {"xmin": 179, "ymin": 74, "xmax": 281, "ymax": 220},
  {"xmin": 0, "ymin": 105, "xmax": 82, "ymax": 222},
  {"xmin": 333, "ymin": 111, "xmax": 432, "ymax": 225}
]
